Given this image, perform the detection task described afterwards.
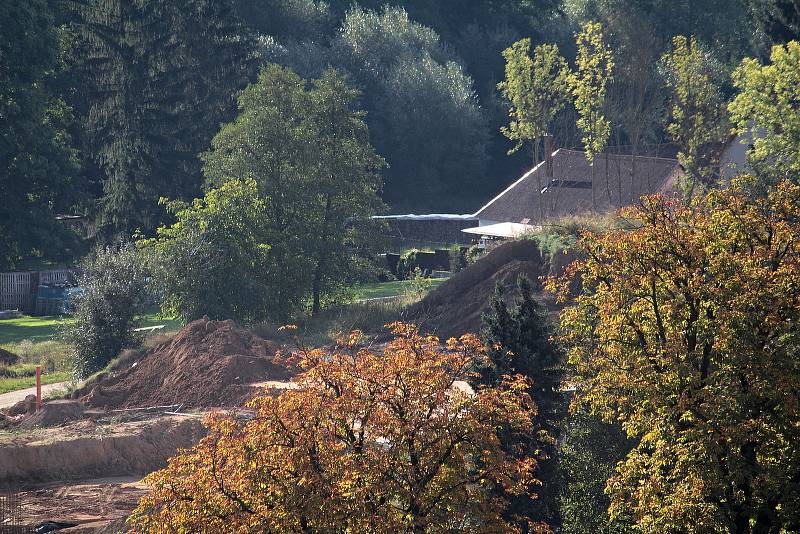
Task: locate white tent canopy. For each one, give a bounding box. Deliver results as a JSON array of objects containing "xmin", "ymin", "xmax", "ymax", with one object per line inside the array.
[{"xmin": 461, "ymin": 222, "xmax": 538, "ymax": 239}]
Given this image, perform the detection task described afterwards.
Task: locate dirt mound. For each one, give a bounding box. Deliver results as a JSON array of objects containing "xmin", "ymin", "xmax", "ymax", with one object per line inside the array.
[
  {"xmin": 407, "ymin": 240, "xmax": 563, "ymax": 338},
  {"xmin": 6, "ymin": 394, "xmax": 36, "ymax": 416},
  {"xmin": 17, "ymin": 400, "xmax": 85, "ymax": 429},
  {"xmin": 80, "ymin": 317, "xmax": 292, "ymax": 409}
]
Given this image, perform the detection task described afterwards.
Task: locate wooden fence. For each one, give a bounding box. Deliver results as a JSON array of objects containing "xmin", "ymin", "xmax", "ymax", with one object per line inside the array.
[{"xmin": 0, "ymin": 270, "xmax": 73, "ymax": 313}]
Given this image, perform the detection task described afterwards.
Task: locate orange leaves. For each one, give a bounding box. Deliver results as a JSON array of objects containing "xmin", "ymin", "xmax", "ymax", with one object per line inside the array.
[{"xmin": 130, "ymin": 323, "xmax": 543, "ymax": 533}]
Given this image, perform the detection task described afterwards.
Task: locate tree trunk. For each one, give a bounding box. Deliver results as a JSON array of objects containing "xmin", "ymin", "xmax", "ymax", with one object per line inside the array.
[
  {"xmin": 311, "ymin": 194, "xmax": 333, "ymax": 316},
  {"xmin": 533, "ymin": 137, "xmax": 542, "ymax": 223},
  {"xmin": 312, "ymin": 268, "xmax": 322, "ymax": 315}
]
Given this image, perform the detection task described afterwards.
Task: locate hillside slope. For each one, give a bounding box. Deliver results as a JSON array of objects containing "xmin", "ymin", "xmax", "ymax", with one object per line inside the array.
[{"xmin": 407, "ymin": 240, "xmax": 571, "ymax": 338}]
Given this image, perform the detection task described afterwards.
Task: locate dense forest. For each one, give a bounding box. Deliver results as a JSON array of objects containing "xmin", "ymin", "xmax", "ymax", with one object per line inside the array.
[{"xmin": 1, "ymin": 0, "xmax": 799, "ymax": 270}]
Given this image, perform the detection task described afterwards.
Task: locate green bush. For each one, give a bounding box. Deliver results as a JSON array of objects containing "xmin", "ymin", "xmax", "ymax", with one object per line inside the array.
[
  {"xmin": 0, "ymin": 347, "xmax": 18, "ymax": 366},
  {"xmin": 465, "ymin": 243, "xmax": 484, "ymax": 264},
  {"xmin": 63, "ymin": 243, "xmax": 148, "ymax": 379},
  {"xmin": 395, "ymin": 249, "xmax": 420, "ymax": 280},
  {"xmin": 0, "ymin": 363, "xmax": 38, "ymax": 378},
  {"xmin": 140, "ymin": 179, "xmax": 285, "ymax": 323},
  {"xmin": 558, "ymin": 411, "xmax": 634, "ymax": 534},
  {"xmin": 448, "ymin": 245, "xmax": 467, "ymax": 273}
]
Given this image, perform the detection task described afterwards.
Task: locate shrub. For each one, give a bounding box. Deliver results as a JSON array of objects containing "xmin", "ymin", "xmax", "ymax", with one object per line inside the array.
[
  {"xmin": 140, "ymin": 179, "xmax": 282, "ymax": 323},
  {"xmin": 63, "ymin": 243, "xmax": 148, "ymax": 379},
  {"xmin": 395, "ymin": 249, "xmax": 420, "ymax": 280},
  {"xmin": 465, "ymin": 243, "xmax": 485, "ymax": 264},
  {"xmin": 0, "ymin": 348, "xmax": 18, "ymax": 366},
  {"xmin": 449, "ymin": 244, "xmax": 467, "ymax": 273}
]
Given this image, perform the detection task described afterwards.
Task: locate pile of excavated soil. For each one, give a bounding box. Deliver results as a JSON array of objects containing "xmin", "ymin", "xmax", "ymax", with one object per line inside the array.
[
  {"xmin": 17, "ymin": 400, "xmax": 85, "ymax": 429},
  {"xmin": 407, "ymin": 240, "xmax": 573, "ymax": 338},
  {"xmin": 79, "ymin": 317, "xmax": 292, "ymax": 409}
]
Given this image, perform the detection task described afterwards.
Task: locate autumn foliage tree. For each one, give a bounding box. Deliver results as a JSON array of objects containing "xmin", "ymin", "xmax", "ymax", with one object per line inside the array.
[
  {"xmin": 130, "ymin": 323, "xmax": 547, "ymax": 533},
  {"xmin": 546, "ymin": 178, "xmax": 800, "ymax": 533}
]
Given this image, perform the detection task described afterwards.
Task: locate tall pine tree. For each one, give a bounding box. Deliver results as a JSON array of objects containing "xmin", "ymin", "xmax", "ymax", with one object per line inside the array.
[
  {"xmin": 70, "ymin": 0, "xmax": 257, "ymax": 239},
  {"xmin": 0, "ymin": 0, "xmax": 81, "ymax": 270},
  {"xmin": 481, "ymin": 273, "xmax": 565, "ymax": 526}
]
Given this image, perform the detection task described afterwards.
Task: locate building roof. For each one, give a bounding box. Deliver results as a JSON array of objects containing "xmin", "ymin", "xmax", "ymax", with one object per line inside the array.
[
  {"xmin": 474, "ymin": 149, "xmax": 683, "ymax": 224},
  {"xmin": 373, "ymin": 214, "xmax": 477, "ymax": 221},
  {"xmin": 462, "ymin": 222, "xmax": 538, "ymax": 239}
]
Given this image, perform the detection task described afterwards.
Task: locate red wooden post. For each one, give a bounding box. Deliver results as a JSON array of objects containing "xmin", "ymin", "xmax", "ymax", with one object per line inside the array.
[{"xmin": 35, "ymin": 365, "xmax": 42, "ymax": 413}]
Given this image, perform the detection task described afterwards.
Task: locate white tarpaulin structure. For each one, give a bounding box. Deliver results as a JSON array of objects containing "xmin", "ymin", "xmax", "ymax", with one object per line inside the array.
[{"xmin": 461, "ymin": 222, "xmax": 538, "ymax": 239}]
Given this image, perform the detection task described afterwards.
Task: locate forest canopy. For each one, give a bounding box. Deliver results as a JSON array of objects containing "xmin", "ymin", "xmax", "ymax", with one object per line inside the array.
[{"xmin": 1, "ymin": 0, "xmax": 799, "ymax": 269}]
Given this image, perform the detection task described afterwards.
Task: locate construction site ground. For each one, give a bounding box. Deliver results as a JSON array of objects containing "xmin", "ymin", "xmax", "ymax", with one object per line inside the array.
[{"xmin": 14, "ymin": 477, "xmax": 147, "ymax": 533}]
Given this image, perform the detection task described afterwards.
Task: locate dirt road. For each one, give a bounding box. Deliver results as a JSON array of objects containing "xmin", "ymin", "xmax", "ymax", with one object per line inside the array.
[{"xmin": 0, "ymin": 382, "xmax": 69, "ymax": 409}]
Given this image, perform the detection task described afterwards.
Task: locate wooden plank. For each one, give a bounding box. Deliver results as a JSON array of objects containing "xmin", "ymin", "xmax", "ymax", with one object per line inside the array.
[{"xmin": 0, "ymin": 269, "xmax": 75, "ymax": 313}]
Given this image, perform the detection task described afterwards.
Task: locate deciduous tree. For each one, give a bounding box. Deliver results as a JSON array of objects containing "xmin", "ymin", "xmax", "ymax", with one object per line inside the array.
[
  {"xmin": 202, "ymin": 65, "xmax": 385, "ymax": 316},
  {"xmin": 570, "ymin": 22, "xmax": 613, "ymax": 210},
  {"xmin": 498, "ymin": 39, "xmax": 570, "ymax": 219},
  {"xmin": 332, "ymin": 7, "xmax": 488, "ymax": 211},
  {"xmin": 130, "ymin": 323, "xmax": 548, "ymax": 533},
  {"xmin": 546, "ymin": 178, "xmax": 800, "ymax": 533},
  {"xmin": 729, "ymin": 40, "xmax": 800, "ymax": 190},
  {"xmin": 662, "ymin": 35, "xmax": 727, "ymax": 200},
  {"xmin": 139, "ymin": 179, "xmax": 280, "ymax": 323}
]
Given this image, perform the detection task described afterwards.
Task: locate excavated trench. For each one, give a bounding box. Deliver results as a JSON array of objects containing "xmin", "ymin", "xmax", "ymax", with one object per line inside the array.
[{"xmin": 0, "ymin": 414, "xmax": 206, "ymax": 488}]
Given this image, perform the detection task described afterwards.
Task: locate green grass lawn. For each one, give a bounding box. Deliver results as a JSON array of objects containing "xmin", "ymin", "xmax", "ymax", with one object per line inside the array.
[
  {"xmin": 0, "ymin": 310, "xmax": 183, "ymax": 396},
  {"xmin": 355, "ymin": 278, "xmax": 445, "ymax": 300},
  {"xmin": 0, "ymin": 371, "xmax": 71, "ymax": 395},
  {"xmin": 0, "ymin": 311, "xmax": 183, "ymax": 346}
]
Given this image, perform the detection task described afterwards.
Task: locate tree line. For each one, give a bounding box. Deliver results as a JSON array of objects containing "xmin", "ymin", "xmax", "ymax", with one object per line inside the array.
[{"xmin": 2, "ymin": 0, "xmax": 799, "ymax": 271}]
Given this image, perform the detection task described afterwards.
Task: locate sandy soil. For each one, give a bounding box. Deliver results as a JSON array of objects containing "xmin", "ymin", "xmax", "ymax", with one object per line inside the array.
[
  {"xmin": 14, "ymin": 476, "xmax": 147, "ymax": 532},
  {"xmin": 0, "ymin": 413, "xmax": 207, "ymax": 487}
]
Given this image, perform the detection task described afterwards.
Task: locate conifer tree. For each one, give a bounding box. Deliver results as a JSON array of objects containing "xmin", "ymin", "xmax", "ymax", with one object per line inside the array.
[
  {"xmin": 70, "ymin": 0, "xmax": 257, "ymax": 239},
  {"xmin": 481, "ymin": 274, "xmax": 564, "ymax": 526},
  {"xmin": 0, "ymin": 0, "xmax": 80, "ymax": 269}
]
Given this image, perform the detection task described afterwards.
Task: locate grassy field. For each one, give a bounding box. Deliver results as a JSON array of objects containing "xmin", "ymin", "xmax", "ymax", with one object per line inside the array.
[
  {"xmin": 0, "ymin": 282, "xmax": 445, "ymax": 395},
  {"xmin": 0, "ymin": 312, "xmax": 183, "ymax": 346},
  {"xmin": 0, "ymin": 311, "xmax": 183, "ymax": 396},
  {"xmin": 355, "ymin": 278, "xmax": 445, "ymax": 300},
  {"xmin": 0, "ymin": 371, "xmax": 71, "ymax": 395}
]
